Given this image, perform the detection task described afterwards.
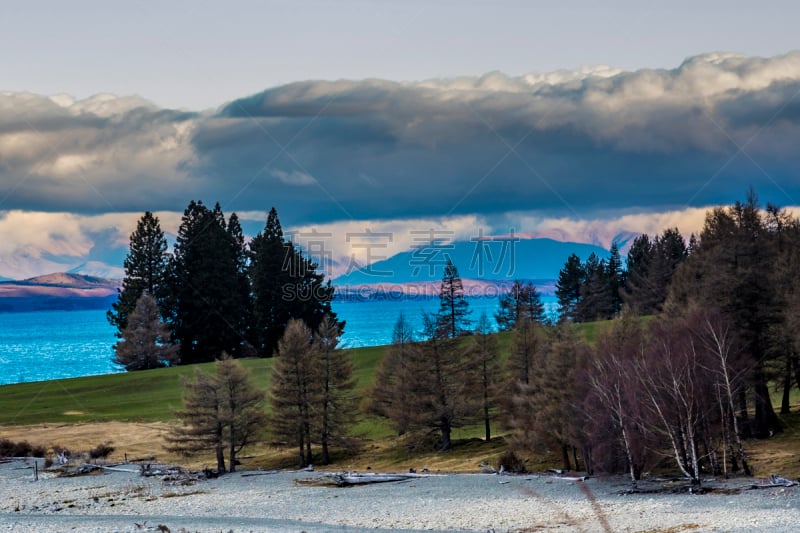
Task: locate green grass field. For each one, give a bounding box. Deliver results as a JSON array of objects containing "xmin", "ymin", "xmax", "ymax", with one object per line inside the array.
[
  {"xmin": 2, "ymin": 318, "xmax": 798, "ymax": 477},
  {"xmin": 0, "ymin": 317, "xmax": 748, "ymax": 427}
]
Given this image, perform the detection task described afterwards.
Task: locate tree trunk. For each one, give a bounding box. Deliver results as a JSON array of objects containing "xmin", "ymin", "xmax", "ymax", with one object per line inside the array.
[
  {"xmin": 229, "ymin": 426, "xmax": 237, "ymax": 473},
  {"xmin": 792, "ymin": 353, "xmax": 800, "ymax": 390},
  {"xmin": 737, "ymin": 388, "xmax": 752, "ymax": 439},
  {"xmin": 440, "ymin": 417, "xmax": 452, "ymax": 451},
  {"xmin": 561, "ymin": 444, "xmax": 572, "ymax": 471},
  {"xmin": 753, "ymin": 374, "xmax": 782, "ymax": 437},
  {"xmin": 321, "ymin": 437, "xmax": 330, "ymax": 466},
  {"xmin": 781, "ymin": 356, "xmax": 792, "ymax": 415},
  {"xmin": 216, "ymin": 443, "xmax": 226, "ymax": 474}
]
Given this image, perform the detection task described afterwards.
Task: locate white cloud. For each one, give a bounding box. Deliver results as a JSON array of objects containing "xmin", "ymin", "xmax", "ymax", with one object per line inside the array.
[{"xmin": 270, "ymin": 169, "xmax": 317, "ymax": 186}]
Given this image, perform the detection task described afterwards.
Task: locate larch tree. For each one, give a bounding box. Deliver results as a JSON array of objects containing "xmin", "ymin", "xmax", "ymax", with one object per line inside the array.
[
  {"xmin": 509, "ymin": 326, "xmax": 586, "ymax": 471},
  {"xmin": 108, "ymin": 211, "xmax": 170, "ymax": 337},
  {"xmin": 406, "ymin": 313, "xmax": 480, "ymax": 451},
  {"xmin": 314, "ymin": 316, "xmax": 357, "ymax": 464},
  {"xmin": 165, "ymin": 355, "xmax": 265, "ymax": 473},
  {"xmin": 166, "ymin": 368, "xmax": 227, "ymax": 472},
  {"xmin": 472, "ymin": 313, "xmax": 503, "ymax": 441},
  {"xmin": 268, "ymin": 319, "xmax": 317, "ymax": 467},
  {"xmin": 368, "ymin": 313, "xmax": 419, "ymax": 436},
  {"xmin": 215, "ymin": 355, "xmax": 267, "ymax": 472},
  {"xmin": 113, "ymin": 292, "xmax": 178, "ymax": 371}
]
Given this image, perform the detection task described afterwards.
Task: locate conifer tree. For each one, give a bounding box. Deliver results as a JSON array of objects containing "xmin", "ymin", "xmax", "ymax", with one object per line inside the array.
[
  {"xmin": 436, "ymin": 259, "xmax": 471, "ymax": 338},
  {"xmin": 215, "ymin": 355, "xmax": 267, "ymax": 472},
  {"xmin": 108, "ymin": 211, "xmax": 169, "ymax": 336},
  {"xmin": 606, "ymin": 241, "xmax": 625, "ymax": 315},
  {"xmin": 168, "ymin": 201, "xmax": 248, "ymax": 364},
  {"xmin": 268, "ymin": 319, "xmax": 316, "ymax": 467},
  {"xmin": 250, "ymin": 208, "xmax": 342, "ymax": 357},
  {"xmin": 166, "ymin": 368, "xmax": 225, "ymax": 471},
  {"xmin": 472, "ymin": 313, "xmax": 503, "ymax": 441},
  {"xmin": 368, "ymin": 313, "xmax": 419, "ymax": 435},
  {"xmin": 166, "ymin": 355, "xmax": 265, "ymax": 473},
  {"xmin": 496, "ymin": 280, "xmax": 546, "ymax": 330},
  {"xmin": 314, "ymin": 316, "xmax": 357, "ymax": 464},
  {"xmin": 555, "ymin": 254, "xmax": 584, "ymax": 322},
  {"xmin": 113, "ymin": 292, "xmax": 178, "ymax": 371}
]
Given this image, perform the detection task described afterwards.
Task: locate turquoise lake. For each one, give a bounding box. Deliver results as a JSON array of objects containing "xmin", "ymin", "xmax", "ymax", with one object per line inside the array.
[{"xmin": 0, "ymin": 296, "xmax": 557, "ymax": 385}]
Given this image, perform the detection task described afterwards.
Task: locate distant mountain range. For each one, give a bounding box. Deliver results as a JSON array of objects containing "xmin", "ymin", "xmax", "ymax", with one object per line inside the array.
[
  {"xmin": 0, "ymin": 237, "xmax": 615, "ymax": 311},
  {"xmin": 0, "ymin": 273, "xmax": 120, "ymax": 313},
  {"xmin": 333, "ymin": 237, "xmax": 610, "ymax": 293}
]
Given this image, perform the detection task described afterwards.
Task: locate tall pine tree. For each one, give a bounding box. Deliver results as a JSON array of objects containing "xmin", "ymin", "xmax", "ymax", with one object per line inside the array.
[
  {"xmin": 167, "ymin": 201, "xmax": 248, "ymax": 364},
  {"xmin": 249, "ymin": 207, "xmax": 341, "ymax": 357},
  {"xmin": 496, "ymin": 280, "xmax": 546, "ymax": 330},
  {"xmin": 436, "ymin": 259, "xmax": 471, "ymax": 338},
  {"xmin": 555, "ymin": 254, "xmax": 584, "ymax": 322},
  {"xmin": 108, "ymin": 211, "xmax": 169, "ymax": 337}
]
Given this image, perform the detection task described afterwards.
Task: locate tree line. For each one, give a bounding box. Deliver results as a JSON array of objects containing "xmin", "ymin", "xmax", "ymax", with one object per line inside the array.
[
  {"xmin": 108, "ymin": 201, "xmax": 340, "ymax": 370},
  {"xmin": 112, "ymin": 191, "xmax": 800, "ymax": 481},
  {"xmin": 508, "ymin": 189, "xmax": 800, "ymax": 482},
  {"xmin": 370, "ymin": 190, "xmax": 800, "ymax": 482}
]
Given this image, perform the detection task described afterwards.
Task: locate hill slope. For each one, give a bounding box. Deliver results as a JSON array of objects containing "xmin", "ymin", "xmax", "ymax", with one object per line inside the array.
[{"xmin": 0, "ymin": 273, "xmax": 120, "ymax": 312}]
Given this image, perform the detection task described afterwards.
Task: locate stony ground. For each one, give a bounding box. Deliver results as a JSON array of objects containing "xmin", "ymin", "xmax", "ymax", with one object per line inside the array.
[{"xmin": 1, "ymin": 459, "xmax": 798, "ymax": 532}]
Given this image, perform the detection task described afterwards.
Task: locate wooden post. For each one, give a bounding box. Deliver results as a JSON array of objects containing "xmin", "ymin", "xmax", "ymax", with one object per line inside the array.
[{"xmin": 33, "ymin": 460, "xmax": 38, "ymax": 481}]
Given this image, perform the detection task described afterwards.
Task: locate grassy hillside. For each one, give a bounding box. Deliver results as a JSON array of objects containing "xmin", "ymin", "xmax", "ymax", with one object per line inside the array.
[
  {"xmin": 1, "ymin": 318, "xmax": 798, "ymax": 477},
  {"xmin": 0, "ymin": 344, "xmax": 389, "ymax": 426}
]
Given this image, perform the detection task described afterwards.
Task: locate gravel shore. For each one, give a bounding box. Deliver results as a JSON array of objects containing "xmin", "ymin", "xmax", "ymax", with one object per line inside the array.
[{"xmin": 1, "ymin": 459, "xmax": 798, "ymax": 532}]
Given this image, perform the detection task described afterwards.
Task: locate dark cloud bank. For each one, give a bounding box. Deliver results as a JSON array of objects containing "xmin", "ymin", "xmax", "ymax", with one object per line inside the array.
[{"xmin": 2, "ymin": 52, "xmax": 800, "ymax": 225}]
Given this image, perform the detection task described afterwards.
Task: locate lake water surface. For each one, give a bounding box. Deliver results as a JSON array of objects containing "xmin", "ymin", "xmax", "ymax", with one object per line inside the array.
[{"xmin": 0, "ymin": 295, "xmax": 557, "ymax": 385}]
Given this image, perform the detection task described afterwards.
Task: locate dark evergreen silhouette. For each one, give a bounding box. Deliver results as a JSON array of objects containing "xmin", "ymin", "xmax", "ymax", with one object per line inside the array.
[
  {"xmin": 108, "ymin": 211, "xmax": 169, "ymax": 336},
  {"xmin": 555, "ymin": 253, "xmax": 584, "ymax": 322},
  {"xmin": 249, "ymin": 207, "xmax": 341, "ymax": 357},
  {"xmin": 623, "ymin": 228, "xmax": 687, "ymax": 314},
  {"xmin": 495, "ymin": 280, "xmax": 546, "ymax": 330},
  {"xmin": 436, "ymin": 259, "xmax": 471, "ymax": 338},
  {"xmin": 167, "ymin": 201, "xmax": 249, "ymax": 364}
]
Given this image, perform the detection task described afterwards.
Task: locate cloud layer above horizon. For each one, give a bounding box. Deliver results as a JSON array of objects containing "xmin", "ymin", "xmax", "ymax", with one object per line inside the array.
[{"xmin": 2, "ymin": 52, "xmax": 800, "ymax": 278}]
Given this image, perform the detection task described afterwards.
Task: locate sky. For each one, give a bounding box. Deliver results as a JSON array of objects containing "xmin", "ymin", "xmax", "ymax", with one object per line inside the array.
[{"xmin": 1, "ymin": 1, "xmax": 799, "ymax": 279}]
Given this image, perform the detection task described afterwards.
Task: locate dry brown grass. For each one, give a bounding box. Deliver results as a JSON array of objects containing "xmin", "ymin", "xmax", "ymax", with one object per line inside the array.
[
  {"xmin": 2, "ymin": 412, "xmax": 797, "ymax": 479},
  {"xmin": 0, "ymin": 422, "xmax": 179, "ymax": 464},
  {"xmin": 0, "ymin": 422, "xmax": 511, "ymax": 473}
]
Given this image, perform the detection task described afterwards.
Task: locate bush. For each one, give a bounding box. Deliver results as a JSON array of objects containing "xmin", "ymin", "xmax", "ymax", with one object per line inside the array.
[
  {"xmin": 31, "ymin": 444, "xmax": 46, "ymax": 458},
  {"xmin": 0, "ymin": 438, "xmax": 35, "ymax": 458},
  {"xmin": 0, "ymin": 438, "xmax": 13, "ymax": 457},
  {"xmin": 89, "ymin": 442, "xmax": 114, "ymax": 460},
  {"xmin": 497, "ymin": 450, "xmax": 527, "ymax": 474}
]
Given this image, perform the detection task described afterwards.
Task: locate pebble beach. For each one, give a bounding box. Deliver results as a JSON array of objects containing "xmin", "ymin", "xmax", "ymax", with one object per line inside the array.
[{"xmin": 1, "ymin": 459, "xmax": 798, "ymax": 532}]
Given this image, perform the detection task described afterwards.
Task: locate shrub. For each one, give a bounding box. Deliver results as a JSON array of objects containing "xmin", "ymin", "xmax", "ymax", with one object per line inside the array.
[
  {"xmin": 0, "ymin": 438, "xmax": 35, "ymax": 458},
  {"xmin": 497, "ymin": 449, "xmax": 527, "ymax": 473},
  {"xmin": 89, "ymin": 442, "xmax": 114, "ymax": 460}
]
